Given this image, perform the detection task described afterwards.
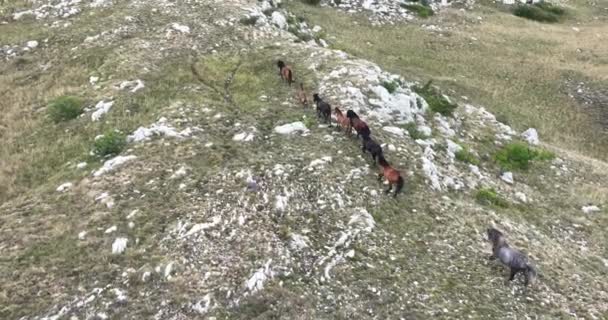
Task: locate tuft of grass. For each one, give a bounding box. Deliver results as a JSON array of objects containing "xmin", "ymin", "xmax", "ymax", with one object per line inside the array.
[
  {"xmin": 414, "ymin": 80, "xmax": 457, "ymax": 116},
  {"xmin": 47, "ymin": 96, "xmax": 83, "ymax": 123},
  {"xmin": 513, "ymin": 3, "xmax": 565, "ymax": 23},
  {"xmin": 288, "ymin": 26, "xmax": 313, "ymax": 42},
  {"xmin": 404, "ymin": 122, "xmax": 427, "ymax": 140},
  {"xmin": 381, "ymin": 80, "xmax": 399, "ymax": 94},
  {"xmin": 303, "ymin": 116, "xmax": 316, "ymax": 129},
  {"xmin": 93, "ymin": 131, "xmax": 126, "ymax": 157},
  {"xmin": 301, "ymin": 0, "xmax": 321, "ymax": 5},
  {"xmin": 476, "ymin": 188, "xmax": 509, "ymax": 208},
  {"xmin": 400, "ymin": 3, "xmax": 434, "ymax": 18},
  {"xmin": 455, "ymin": 147, "xmax": 480, "ymax": 166},
  {"xmin": 239, "ymin": 15, "xmax": 259, "ymax": 26},
  {"xmin": 494, "ymin": 142, "xmax": 554, "ymax": 170}
]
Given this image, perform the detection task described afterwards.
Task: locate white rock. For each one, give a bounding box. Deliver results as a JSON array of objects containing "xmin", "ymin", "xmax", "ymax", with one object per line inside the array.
[
  {"xmin": 312, "ymin": 25, "xmax": 322, "ymax": 33},
  {"xmin": 382, "ymin": 126, "xmax": 405, "ymax": 137},
  {"xmin": 89, "ymin": 76, "xmax": 99, "ymax": 85},
  {"xmin": 91, "ymin": 100, "xmax": 114, "ymax": 121},
  {"xmin": 104, "ymin": 226, "xmax": 117, "ymax": 234},
  {"xmin": 501, "ymin": 172, "xmax": 514, "ymax": 184},
  {"xmin": 26, "ymin": 40, "xmax": 39, "ymax": 49},
  {"xmin": 192, "ymin": 294, "xmax": 213, "ymax": 315},
  {"xmin": 521, "ymin": 128, "xmax": 540, "ymax": 145},
  {"xmin": 289, "ymin": 234, "xmax": 309, "ymax": 250},
  {"xmin": 112, "ymin": 288, "xmax": 127, "ymax": 303},
  {"xmin": 171, "ymin": 23, "xmax": 190, "ymax": 34},
  {"xmin": 56, "ymin": 182, "xmax": 73, "ymax": 192},
  {"xmin": 93, "ymin": 155, "xmax": 137, "ymax": 177},
  {"xmin": 118, "ymin": 79, "xmax": 145, "ymax": 93},
  {"xmin": 246, "ymin": 259, "xmax": 274, "ymax": 292},
  {"xmin": 76, "ymin": 162, "xmax": 87, "ymax": 169},
  {"xmin": 582, "ymin": 205, "xmax": 600, "ymax": 214},
  {"xmin": 183, "ymin": 216, "xmax": 222, "ymax": 237},
  {"xmin": 274, "ymin": 122, "xmax": 309, "ymax": 135},
  {"xmin": 78, "ymin": 231, "xmax": 87, "ymax": 240},
  {"xmin": 271, "ymin": 11, "xmax": 287, "ymax": 30},
  {"xmin": 127, "ymin": 118, "xmax": 191, "ymax": 142},
  {"xmin": 164, "ymin": 261, "xmax": 174, "ymax": 279},
  {"xmin": 515, "ymin": 192, "xmax": 527, "ymax": 203},
  {"xmin": 170, "ymin": 166, "xmax": 188, "ymax": 179},
  {"xmin": 232, "ymin": 132, "xmax": 255, "ymax": 142},
  {"xmin": 112, "ymin": 238, "xmax": 128, "ymax": 254}
]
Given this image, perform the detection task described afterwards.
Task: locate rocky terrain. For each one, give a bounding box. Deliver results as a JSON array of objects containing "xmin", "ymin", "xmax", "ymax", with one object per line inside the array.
[{"xmin": 1, "ymin": 0, "xmax": 607, "ymax": 319}]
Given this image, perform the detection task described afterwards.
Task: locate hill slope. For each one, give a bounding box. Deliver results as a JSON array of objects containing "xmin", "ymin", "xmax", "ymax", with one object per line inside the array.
[{"xmin": 1, "ymin": 0, "xmax": 607, "ymax": 319}]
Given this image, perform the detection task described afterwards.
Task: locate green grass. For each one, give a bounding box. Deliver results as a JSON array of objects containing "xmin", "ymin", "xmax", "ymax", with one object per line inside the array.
[
  {"xmin": 47, "ymin": 96, "xmax": 83, "ymax": 123},
  {"xmin": 381, "ymin": 80, "xmax": 399, "ymax": 94},
  {"xmin": 400, "ymin": 3, "xmax": 434, "ymax": 18},
  {"xmin": 513, "ymin": 3, "xmax": 565, "ymax": 23},
  {"xmin": 93, "ymin": 130, "xmax": 126, "ymax": 157},
  {"xmin": 413, "ymin": 80, "xmax": 457, "ymax": 116},
  {"xmin": 403, "ymin": 122, "xmax": 428, "ymax": 140},
  {"xmin": 476, "ymin": 187, "xmax": 509, "ymax": 208},
  {"xmin": 455, "ymin": 147, "xmax": 480, "ymax": 166},
  {"xmin": 494, "ymin": 142, "xmax": 554, "ymax": 170}
]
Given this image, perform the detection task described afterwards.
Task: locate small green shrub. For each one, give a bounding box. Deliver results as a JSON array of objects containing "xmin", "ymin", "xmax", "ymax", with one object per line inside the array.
[
  {"xmin": 401, "ymin": 3, "xmax": 434, "ymax": 18},
  {"xmin": 455, "ymin": 147, "xmax": 480, "ymax": 166},
  {"xmin": 301, "ymin": 0, "xmax": 321, "ymax": 5},
  {"xmin": 303, "ymin": 116, "xmax": 316, "ymax": 129},
  {"xmin": 513, "ymin": 3, "xmax": 565, "ymax": 23},
  {"xmin": 494, "ymin": 142, "xmax": 554, "ymax": 170},
  {"xmin": 239, "ymin": 15, "xmax": 259, "ymax": 26},
  {"xmin": 48, "ymin": 96, "xmax": 83, "ymax": 122},
  {"xmin": 404, "ymin": 122, "xmax": 427, "ymax": 140},
  {"xmin": 381, "ymin": 80, "xmax": 399, "ymax": 94},
  {"xmin": 93, "ymin": 131, "xmax": 126, "ymax": 157},
  {"xmin": 476, "ymin": 188, "xmax": 509, "ymax": 208},
  {"xmin": 413, "ymin": 80, "xmax": 457, "ymax": 116}
]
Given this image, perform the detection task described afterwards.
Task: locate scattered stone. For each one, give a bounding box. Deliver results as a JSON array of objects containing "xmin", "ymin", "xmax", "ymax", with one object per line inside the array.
[
  {"xmin": 501, "ymin": 171, "xmax": 514, "ymax": 184},
  {"xmin": 521, "ymin": 128, "xmax": 540, "ymax": 145},
  {"xmin": 582, "ymin": 205, "xmax": 600, "ymax": 214},
  {"xmin": 91, "ymin": 100, "xmax": 114, "ymax": 122},
  {"xmin": 112, "ymin": 238, "xmax": 128, "ymax": 254},
  {"xmin": 271, "ymin": 11, "xmax": 287, "ymax": 30},
  {"xmin": 56, "ymin": 182, "xmax": 73, "ymax": 192},
  {"xmin": 93, "ymin": 155, "xmax": 137, "ymax": 177},
  {"xmin": 274, "ymin": 122, "xmax": 310, "ymax": 135},
  {"xmin": 515, "ymin": 192, "xmax": 528, "ymax": 203}
]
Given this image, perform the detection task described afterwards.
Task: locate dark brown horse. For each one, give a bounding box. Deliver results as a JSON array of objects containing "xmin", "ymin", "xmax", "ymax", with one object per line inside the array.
[
  {"xmin": 346, "ymin": 110, "xmax": 370, "ymax": 139},
  {"xmin": 277, "ymin": 60, "xmax": 294, "ymax": 86},
  {"xmin": 313, "ymin": 93, "xmax": 331, "ymax": 125}
]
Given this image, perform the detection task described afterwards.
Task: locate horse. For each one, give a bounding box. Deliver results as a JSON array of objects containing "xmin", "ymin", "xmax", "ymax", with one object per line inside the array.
[
  {"xmin": 377, "ymin": 155, "xmax": 404, "ymax": 197},
  {"xmin": 296, "ymin": 83, "xmax": 309, "ymax": 107},
  {"xmin": 362, "ymin": 135, "xmax": 383, "ymax": 163},
  {"xmin": 313, "ymin": 93, "xmax": 331, "ymax": 125},
  {"xmin": 334, "ymin": 107, "xmax": 351, "ymax": 134},
  {"xmin": 277, "ymin": 60, "xmax": 293, "ymax": 86},
  {"xmin": 487, "ymin": 228, "xmax": 537, "ymax": 286},
  {"xmin": 346, "ymin": 109, "xmax": 370, "ymax": 139}
]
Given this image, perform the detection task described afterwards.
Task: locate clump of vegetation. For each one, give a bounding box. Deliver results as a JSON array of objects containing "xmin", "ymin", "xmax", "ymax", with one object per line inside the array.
[
  {"xmin": 381, "ymin": 80, "xmax": 400, "ymax": 94},
  {"xmin": 47, "ymin": 96, "xmax": 83, "ymax": 123},
  {"xmin": 303, "ymin": 116, "xmax": 316, "ymax": 129},
  {"xmin": 400, "ymin": 3, "xmax": 434, "ymax": 18},
  {"xmin": 413, "ymin": 80, "xmax": 457, "ymax": 116},
  {"xmin": 455, "ymin": 147, "xmax": 480, "ymax": 166},
  {"xmin": 301, "ymin": 0, "xmax": 321, "ymax": 5},
  {"xmin": 513, "ymin": 3, "xmax": 565, "ymax": 23},
  {"xmin": 476, "ymin": 188, "xmax": 509, "ymax": 208},
  {"xmin": 288, "ymin": 26, "xmax": 313, "ymax": 42},
  {"xmin": 494, "ymin": 142, "xmax": 555, "ymax": 170},
  {"xmin": 239, "ymin": 15, "xmax": 259, "ymax": 26},
  {"xmin": 93, "ymin": 131, "xmax": 126, "ymax": 157},
  {"xmin": 404, "ymin": 122, "xmax": 428, "ymax": 140},
  {"xmin": 263, "ymin": 8, "xmax": 277, "ymax": 16}
]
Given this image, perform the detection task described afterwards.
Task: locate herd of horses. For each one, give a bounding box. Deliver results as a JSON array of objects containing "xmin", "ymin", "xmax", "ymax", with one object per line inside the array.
[
  {"xmin": 278, "ymin": 60, "xmax": 404, "ymax": 197},
  {"xmin": 276, "ymin": 60, "xmax": 537, "ymax": 286}
]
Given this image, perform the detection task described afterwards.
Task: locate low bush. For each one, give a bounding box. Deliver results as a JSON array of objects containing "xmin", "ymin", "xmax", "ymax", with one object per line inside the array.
[
  {"xmin": 93, "ymin": 131, "xmax": 126, "ymax": 157},
  {"xmin": 413, "ymin": 80, "xmax": 457, "ymax": 116},
  {"xmin": 381, "ymin": 80, "xmax": 399, "ymax": 94},
  {"xmin": 401, "ymin": 3, "xmax": 434, "ymax": 18},
  {"xmin": 404, "ymin": 122, "xmax": 428, "ymax": 140},
  {"xmin": 494, "ymin": 142, "xmax": 554, "ymax": 170},
  {"xmin": 455, "ymin": 147, "xmax": 480, "ymax": 166},
  {"xmin": 47, "ymin": 96, "xmax": 83, "ymax": 123},
  {"xmin": 476, "ymin": 188, "xmax": 509, "ymax": 208},
  {"xmin": 513, "ymin": 3, "xmax": 565, "ymax": 23}
]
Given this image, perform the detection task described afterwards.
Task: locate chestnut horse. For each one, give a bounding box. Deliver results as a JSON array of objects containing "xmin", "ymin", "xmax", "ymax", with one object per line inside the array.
[
  {"xmin": 346, "ymin": 110, "xmax": 370, "ymax": 139},
  {"xmin": 313, "ymin": 93, "xmax": 331, "ymax": 125},
  {"xmin": 377, "ymin": 155, "xmax": 404, "ymax": 197},
  {"xmin": 334, "ymin": 107, "xmax": 351, "ymax": 134},
  {"xmin": 277, "ymin": 60, "xmax": 294, "ymax": 86},
  {"xmin": 296, "ymin": 83, "xmax": 309, "ymax": 107}
]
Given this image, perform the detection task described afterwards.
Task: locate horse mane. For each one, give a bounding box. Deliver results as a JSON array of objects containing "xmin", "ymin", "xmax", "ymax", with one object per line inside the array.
[
  {"xmin": 334, "ymin": 106, "xmax": 343, "ymax": 115},
  {"xmin": 346, "ymin": 110, "xmax": 359, "ymax": 119},
  {"xmin": 487, "ymin": 228, "xmax": 507, "ymax": 248},
  {"xmin": 313, "ymin": 93, "xmax": 321, "ymax": 103},
  {"xmin": 277, "ymin": 60, "xmax": 285, "ymax": 69},
  {"xmin": 377, "ymin": 155, "xmax": 389, "ymax": 167}
]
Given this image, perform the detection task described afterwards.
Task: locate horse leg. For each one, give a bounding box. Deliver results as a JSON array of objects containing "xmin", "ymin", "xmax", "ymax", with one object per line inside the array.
[
  {"xmin": 377, "ymin": 173, "xmax": 384, "ymax": 182},
  {"xmin": 508, "ymin": 268, "xmax": 519, "ymax": 282},
  {"xmin": 384, "ymin": 182, "xmax": 392, "ymax": 194}
]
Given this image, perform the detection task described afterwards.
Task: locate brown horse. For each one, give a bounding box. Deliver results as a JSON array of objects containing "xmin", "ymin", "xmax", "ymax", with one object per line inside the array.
[
  {"xmin": 277, "ymin": 60, "xmax": 294, "ymax": 86},
  {"xmin": 377, "ymin": 155, "xmax": 404, "ymax": 197},
  {"xmin": 334, "ymin": 107, "xmax": 351, "ymax": 134},
  {"xmin": 346, "ymin": 110, "xmax": 371, "ymax": 139},
  {"xmin": 296, "ymin": 83, "xmax": 309, "ymax": 107}
]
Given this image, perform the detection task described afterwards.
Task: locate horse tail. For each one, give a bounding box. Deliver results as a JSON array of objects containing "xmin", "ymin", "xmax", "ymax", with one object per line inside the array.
[
  {"xmin": 287, "ymin": 69, "xmax": 293, "ymax": 86},
  {"xmin": 525, "ymin": 264, "xmax": 537, "ymax": 286},
  {"xmin": 395, "ymin": 175, "xmax": 404, "ymax": 196}
]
